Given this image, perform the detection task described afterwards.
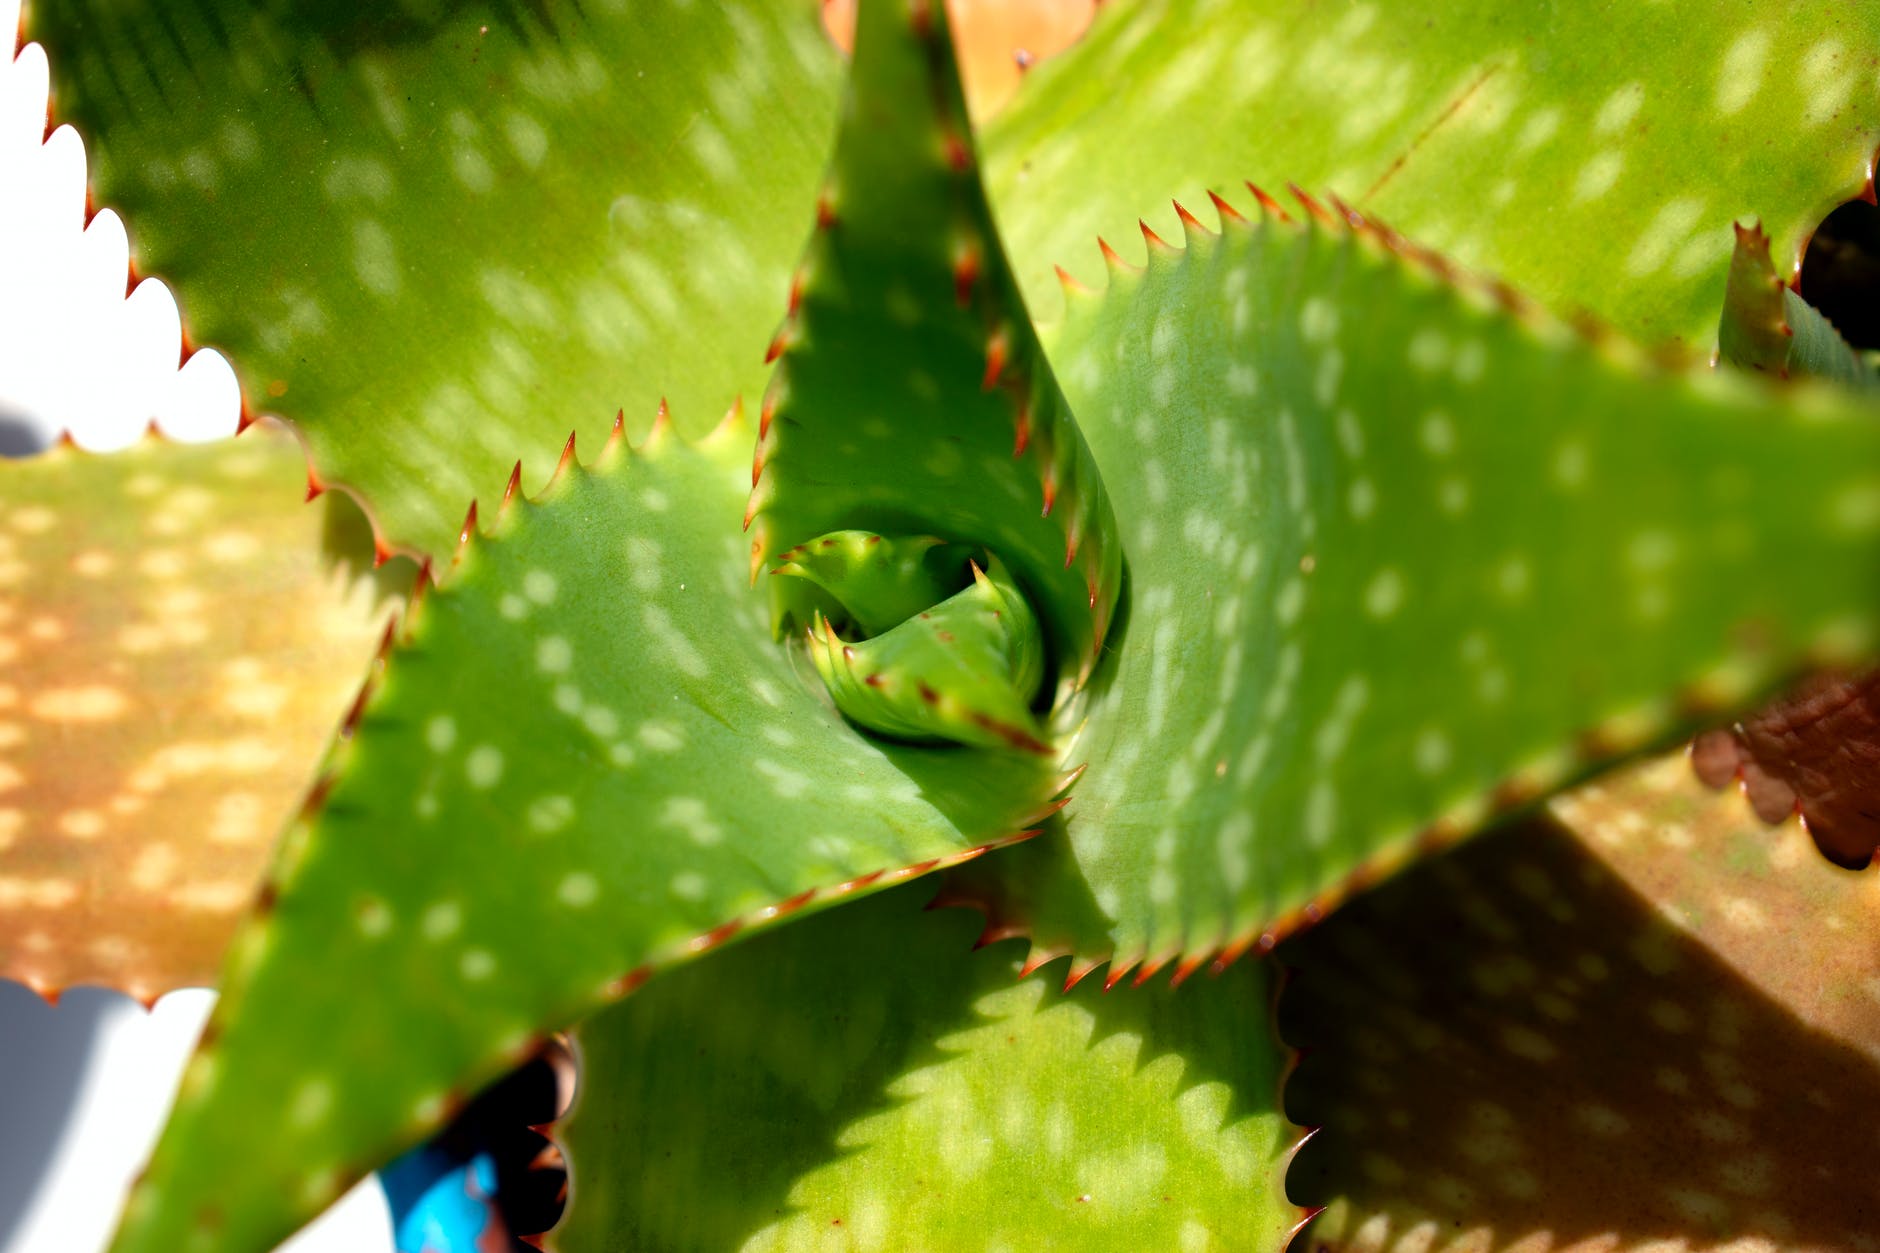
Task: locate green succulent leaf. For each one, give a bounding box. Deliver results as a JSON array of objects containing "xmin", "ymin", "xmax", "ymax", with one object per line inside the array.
[
  {"xmin": 984, "ymin": 0, "xmax": 1880, "ymax": 347},
  {"xmin": 770, "ymin": 530, "xmax": 971, "ymax": 639},
  {"xmin": 747, "ymin": 0, "xmax": 1122, "ymax": 691},
  {"xmin": 1282, "ymin": 754, "xmax": 1880, "ymax": 1251},
  {"xmin": 553, "ymin": 880, "xmax": 1298, "ymax": 1253},
  {"xmin": 0, "ymin": 425, "xmax": 400, "ymax": 1002},
  {"xmin": 951, "ymin": 197, "xmax": 1880, "ymax": 978},
  {"xmin": 26, "ymin": 0, "xmax": 842, "ymax": 558},
  {"xmin": 104, "ymin": 419, "xmax": 1065, "ymax": 1253},
  {"xmin": 1718, "ymin": 220, "xmax": 1876, "ymax": 389},
  {"xmin": 809, "ymin": 553, "xmax": 1049, "ymax": 754}
]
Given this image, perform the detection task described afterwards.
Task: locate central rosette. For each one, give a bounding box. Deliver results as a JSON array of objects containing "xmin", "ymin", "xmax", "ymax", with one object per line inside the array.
[{"xmin": 771, "ymin": 531, "xmax": 1050, "ymax": 754}]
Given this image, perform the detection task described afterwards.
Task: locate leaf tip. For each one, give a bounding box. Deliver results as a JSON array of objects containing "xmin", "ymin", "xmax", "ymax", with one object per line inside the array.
[
  {"xmin": 1287, "ymin": 183, "xmax": 1338, "ymax": 228},
  {"xmin": 1206, "ymin": 188, "xmax": 1247, "ymax": 227},
  {"xmin": 1139, "ymin": 217, "xmax": 1176, "ymax": 255},
  {"xmin": 1245, "ymin": 181, "xmax": 1291, "ymax": 222},
  {"xmin": 500, "ymin": 460, "xmax": 524, "ymax": 513}
]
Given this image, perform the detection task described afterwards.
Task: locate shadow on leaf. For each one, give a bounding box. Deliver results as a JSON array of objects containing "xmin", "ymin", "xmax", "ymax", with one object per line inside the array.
[
  {"xmin": 1280, "ymin": 757, "xmax": 1880, "ymax": 1252},
  {"xmin": 555, "ymin": 875, "xmax": 1293, "ymax": 1252}
]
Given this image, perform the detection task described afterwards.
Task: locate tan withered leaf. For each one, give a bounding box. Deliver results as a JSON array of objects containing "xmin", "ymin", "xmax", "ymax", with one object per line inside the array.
[
  {"xmin": 0, "ymin": 425, "xmax": 403, "ymax": 1002},
  {"xmin": 1281, "ymin": 753, "xmax": 1880, "ymax": 1253}
]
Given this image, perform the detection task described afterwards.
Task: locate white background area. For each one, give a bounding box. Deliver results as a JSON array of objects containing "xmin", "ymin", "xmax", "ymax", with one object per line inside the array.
[{"xmin": 1, "ymin": 3, "xmax": 394, "ymax": 1248}]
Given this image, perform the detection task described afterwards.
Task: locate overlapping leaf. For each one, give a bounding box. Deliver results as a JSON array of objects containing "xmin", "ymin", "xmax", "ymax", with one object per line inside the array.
[
  {"xmin": 947, "ymin": 196, "xmax": 1880, "ymax": 979},
  {"xmin": 552, "ymin": 880, "xmax": 1296, "ymax": 1253},
  {"xmin": 24, "ymin": 0, "xmax": 842, "ymax": 557},
  {"xmin": 1719, "ymin": 220, "xmax": 1876, "ymax": 388},
  {"xmin": 103, "ymin": 418, "xmax": 1066, "ymax": 1253},
  {"xmin": 984, "ymin": 0, "xmax": 1880, "ymax": 347},
  {"xmin": 747, "ymin": 0, "xmax": 1121, "ymax": 690},
  {"xmin": 0, "ymin": 426, "xmax": 399, "ymax": 1001},
  {"xmin": 1283, "ymin": 753, "xmax": 1880, "ymax": 1251}
]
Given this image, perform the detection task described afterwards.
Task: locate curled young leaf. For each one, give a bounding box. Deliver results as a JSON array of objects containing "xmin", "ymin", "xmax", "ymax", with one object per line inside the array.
[
  {"xmin": 101, "ymin": 417, "xmax": 1066, "ymax": 1253},
  {"xmin": 770, "ymin": 530, "xmax": 971, "ymax": 639},
  {"xmin": 748, "ymin": 0, "xmax": 1122, "ymax": 693},
  {"xmin": 1718, "ymin": 220, "xmax": 1876, "ymax": 388},
  {"xmin": 808, "ymin": 554, "xmax": 1049, "ymax": 754}
]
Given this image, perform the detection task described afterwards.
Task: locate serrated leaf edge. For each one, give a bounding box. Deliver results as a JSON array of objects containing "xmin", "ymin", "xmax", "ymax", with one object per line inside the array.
[
  {"xmin": 933, "ymin": 180, "xmax": 1880, "ymax": 990},
  {"xmin": 143, "ymin": 404, "xmax": 1067, "ymax": 1233}
]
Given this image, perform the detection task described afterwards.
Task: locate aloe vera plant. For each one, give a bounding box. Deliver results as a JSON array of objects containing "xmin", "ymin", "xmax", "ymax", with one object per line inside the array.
[{"xmin": 7, "ymin": 0, "xmax": 1880, "ymax": 1249}]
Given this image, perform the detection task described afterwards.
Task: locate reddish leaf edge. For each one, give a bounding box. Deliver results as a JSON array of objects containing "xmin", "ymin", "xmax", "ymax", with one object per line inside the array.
[
  {"xmin": 929, "ymin": 178, "xmax": 1879, "ymax": 997},
  {"xmin": 19, "ymin": 20, "xmax": 437, "ymax": 576},
  {"xmin": 530, "ymin": 876, "xmax": 1311, "ymax": 1252},
  {"xmin": 2, "ymin": 415, "xmax": 402, "ymax": 1009},
  {"xmin": 198, "ymin": 395, "xmax": 1062, "ymax": 1064},
  {"xmin": 130, "ymin": 401, "xmax": 1071, "ymax": 1242}
]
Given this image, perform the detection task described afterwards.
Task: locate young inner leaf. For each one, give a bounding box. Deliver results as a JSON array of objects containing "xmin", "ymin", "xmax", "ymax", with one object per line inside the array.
[
  {"xmin": 795, "ymin": 543, "xmax": 1051, "ymax": 755},
  {"xmin": 770, "ymin": 530, "xmax": 973, "ymax": 639}
]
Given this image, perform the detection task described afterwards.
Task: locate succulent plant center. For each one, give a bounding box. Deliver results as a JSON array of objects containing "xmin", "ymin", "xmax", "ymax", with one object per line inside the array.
[{"xmin": 770, "ymin": 530, "xmax": 1052, "ymax": 754}]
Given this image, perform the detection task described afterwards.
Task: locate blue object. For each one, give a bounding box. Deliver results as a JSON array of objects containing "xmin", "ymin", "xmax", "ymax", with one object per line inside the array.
[{"xmin": 379, "ymin": 1145, "xmax": 508, "ymax": 1253}]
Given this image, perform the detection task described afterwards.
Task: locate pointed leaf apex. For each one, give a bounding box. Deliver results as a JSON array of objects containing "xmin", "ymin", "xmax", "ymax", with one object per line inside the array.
[
  {"xmin": 1288, "ymin": 183, "xmax": 1338, "ymax": 228},
  {"xmin": 1207, "ymin": 188, "xmax": 1247, "ymax": 225},
  {"xmin": 1054, "ymin": 264, "xmax": 1089, "ymax": 297},
  {"xmin": 981, "ymin": 329, "xmax": 1010, "ymax": 391},
  {"xmin": 952, "ymin": 242, "xmax": 983, "ymax": 307},
  {"xmin": 456, "ymin": 500, "xmax": 479, "ymax": 555},
  {"xmin": 500, "ymin": 461, "xmax": 524, "ymax": 512},
  {"xmin": 1173, "ymin": 199, "xmax": 1210, "ymax": 238},
  {"xmin": 1139, "ymin": 218, "xmax": 1176, "ymax": 254},
  {"xmin": 1131, "ymin": 956, "xmax": 1170, "ymax": 988},
  {"xmin": 1097, "ymin": 236, "xmax": 1143, "ymax": 278},
  {"xmin": 1245, "ymin": 181, "xmax": 1292, "ymax": 222},
  {"xmin": 764, "ymin": 325, "xmax": 792, "ymax": 364},
  {"xmin": 786, "ymin": 267, "xmax": 808, "ymax": 317},
  {"xmin": 1018, "ymin": 948, "xmax": 1063, "ymax": 979},
  {"xmin": 1101, "ymin": 959, "xmax": 1139, "ymax": 992},
  {"xmin": 1169, "ymin": 953, "xmax": 1208, "ymax": 988}
]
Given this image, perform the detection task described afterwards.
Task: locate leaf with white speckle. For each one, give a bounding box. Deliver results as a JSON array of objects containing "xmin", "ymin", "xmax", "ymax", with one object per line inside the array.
[
  {"xmin": 748, "ymin": 0, "xmax": 1122, "ymax": 691},
  {"xmin": 946, "ymin": 195, "xmax": 1880, "ymax": 979},
  {"xmin": 104, "ymin": 420, "xmax": 1065, "ymax": 1253},
  {"xmin": 1282, "ymin": 752, "xmax": 1880, "ymax": 1251},
  {"xmin": 985, "ymin": 0, "xmax": 1880, "ymax": 347},
  {"xmin": 553, "ymin": 880, "xmax": 1296, "ymax": 1253},
  {"xmin": 27, "ymin": 0, "xmax": 843, "ymax": 558},
  {"xmin": 0, "ymin": 426, "xmax": 400, "ymax": 1002}
]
